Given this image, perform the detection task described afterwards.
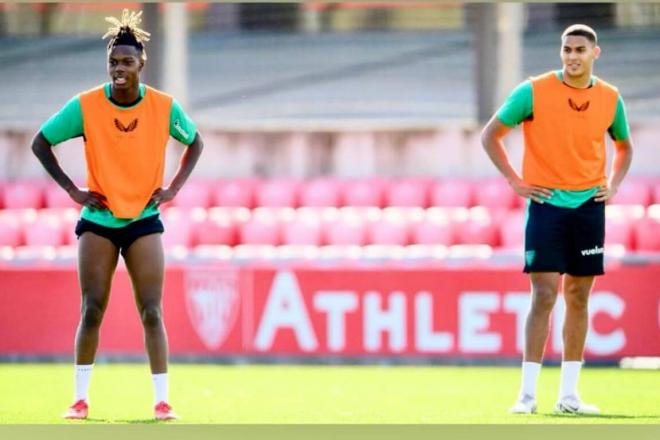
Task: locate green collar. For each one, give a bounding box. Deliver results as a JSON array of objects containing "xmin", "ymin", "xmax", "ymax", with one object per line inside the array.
[
  {"xmin": 103, "ymin": 83, "xmax": 146, "ymax": 109},
  {"xmin": 555, "ymin": 70, "xmax": 596, "ymax": 88}
]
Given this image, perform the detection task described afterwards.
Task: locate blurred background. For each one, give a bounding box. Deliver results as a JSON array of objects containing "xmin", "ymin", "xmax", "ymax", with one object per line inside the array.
[{"xmin": 0, "ymin": 2, "xmax": 659, "ymax": 364}]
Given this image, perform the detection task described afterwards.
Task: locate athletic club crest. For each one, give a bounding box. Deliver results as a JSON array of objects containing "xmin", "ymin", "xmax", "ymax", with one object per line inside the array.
[{"xmin": 185, "ymin": 269, "xmax": 240, "ymax": 350}]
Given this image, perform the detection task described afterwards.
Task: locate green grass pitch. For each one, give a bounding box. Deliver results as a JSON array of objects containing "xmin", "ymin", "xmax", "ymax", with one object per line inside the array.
[{"xmin": 0, "ymin": 364, "xmax": 658, "ymax": 424}]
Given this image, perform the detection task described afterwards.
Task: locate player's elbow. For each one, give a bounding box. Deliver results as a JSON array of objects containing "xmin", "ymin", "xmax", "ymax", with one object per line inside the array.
[
  {"xmin": 480, "ymin": 125, "xmax": 496, "ymax": 152},
  {"xmin": 189, "ymin": 132, "xmax": 204, "ymax": 155},
  {"xmin": 31, "ymin": 132, "xmax": 51, "ymax": 158},
  {"xmin": 615, "ymin": 139, "xmax": 634, "ymax": 159}
]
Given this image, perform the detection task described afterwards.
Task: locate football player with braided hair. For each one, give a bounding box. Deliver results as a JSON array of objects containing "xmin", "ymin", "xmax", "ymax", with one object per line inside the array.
[{"xmin": 32, "ymin": 9, "xmax": 203, "ymax": 420}]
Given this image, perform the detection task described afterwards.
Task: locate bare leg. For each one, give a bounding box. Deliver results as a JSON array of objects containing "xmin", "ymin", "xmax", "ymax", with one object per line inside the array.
[
  {"xmin": 524, "ymin": 272, "xmax": 561, "ymax": 362},
  {"xmin": 562, "ymin": 275, "xmax": 594, "ymax": 361},
  {"xmin": 75, "ymin": 232, "xmax": 119, "ymax": 364},
  {"xmin": 123, "ymin": 233, "xmax": 167, "ymax": 374}
]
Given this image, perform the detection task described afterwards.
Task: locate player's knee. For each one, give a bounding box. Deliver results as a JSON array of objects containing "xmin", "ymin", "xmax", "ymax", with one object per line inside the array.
[
  {"xmin": 80, "ymin": 301, "xmax": 105, "ymax": 328},
  {"xmin": 564, "ymin": 291, "xmax": 589, "ymax": 311},
  {"xmin": 140, "ymin": 303, "xmax": 162, "ymax": 329},
  {"xmin": 531, "ymin": 286, "xmax": 557, "ymax": 312}
]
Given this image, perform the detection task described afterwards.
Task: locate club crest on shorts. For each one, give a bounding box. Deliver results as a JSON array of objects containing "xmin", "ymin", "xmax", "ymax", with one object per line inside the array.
[
  {"xmin": 185, "ymin": 269, "xmax": 240, "ymax": 350},
  {"xmin": 525, "ymin": 250, "xmax": 536, "ymax": 266}
]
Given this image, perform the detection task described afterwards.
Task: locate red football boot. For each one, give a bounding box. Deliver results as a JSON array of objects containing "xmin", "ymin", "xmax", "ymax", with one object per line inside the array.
[
  {"xmin": 63, "ymin": 399, "xmax": 88, "ymax": 420},
  {"xmin": 154, "ymin": 401, "xmax": 179, "ymax": 421}
]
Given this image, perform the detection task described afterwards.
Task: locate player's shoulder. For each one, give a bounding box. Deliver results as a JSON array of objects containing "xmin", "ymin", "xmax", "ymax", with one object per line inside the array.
[
  {"xmin": 529, "ymin": 71, "xmax": 557, "ymax": 84},
  {"xmin": 79, "ymin": 84, "xmax": 106, "ymax": 98},
  {"xmin": 144, "ymin": 84, "xmax": 174, "ymax": 103},
  {"xmin": 593, "ymin": 76, "xmax": 619, "ymax": 95}
]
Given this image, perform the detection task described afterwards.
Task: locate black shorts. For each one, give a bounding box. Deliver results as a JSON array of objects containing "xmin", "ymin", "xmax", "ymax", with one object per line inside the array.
[
  {"xmin": 524, "ymin": 198, "xmax": 605, "ymax": 276},
  {"xmin": 75, "ymin": 215, "xmax": 164, "ymax": 256}
]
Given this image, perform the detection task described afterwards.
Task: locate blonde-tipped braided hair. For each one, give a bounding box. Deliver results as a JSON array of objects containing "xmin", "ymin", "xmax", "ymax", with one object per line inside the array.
[{"xmin": 103, "ymin": 9, "xmax": 150, "ymax": 61}]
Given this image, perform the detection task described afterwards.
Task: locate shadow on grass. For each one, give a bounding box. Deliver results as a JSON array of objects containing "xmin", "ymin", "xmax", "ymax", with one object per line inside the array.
[
  {"xmin": 83, "ymin": 418, "xmax": 173, "ymax": 424},
  {"xmin": 539, "ymin": 413, "xmax": 660, "ymax": 420}
]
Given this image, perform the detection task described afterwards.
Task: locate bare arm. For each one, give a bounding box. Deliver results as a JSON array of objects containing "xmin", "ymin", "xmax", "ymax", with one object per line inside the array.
[
  {"xmin": 480, "ymin": 116, "xmax": 552, "ymax": 203},
  {"xmin": 31, "ymin": 131, "xmax": 107, "ymax": 209},
  {"xmin": 148, "ymin": 131, "xmax": 205, "ymax": 206},
  {"xmin": 594, "ymin": 138, "xmax": 633, "ymax": 202}
]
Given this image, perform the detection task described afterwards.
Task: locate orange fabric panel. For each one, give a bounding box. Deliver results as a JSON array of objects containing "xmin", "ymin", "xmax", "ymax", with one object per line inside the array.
[
  {"xmin": 522, "ymin": 71, "xmax": 619, "ymax": 190},
  {"xmin": 79, "ymin": 85, "xmax": 172, "ymax": 218}
]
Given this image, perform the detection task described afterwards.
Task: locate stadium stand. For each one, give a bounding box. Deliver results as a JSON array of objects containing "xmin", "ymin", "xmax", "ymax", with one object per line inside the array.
[
  {"xmin": 239, "ymin": 215, "xmax": 281, "ymax": 246},
  {"xmin": 610, "ymin": 178, "xmax": 653, "ymax": 206},
  {"xmin": 282, "ymin": 217, "xmax": 324, "ymax": 246},
  {"xmin": 498, "ymin": 209, "xmax": 526, "ymax": 250},
  {"xmin": 634, "ymin": 206, "xmax": 660, "ymax": 252},
  {"xmin": 412, "ymin": 214, "xmax": 455, "ymax": 246},
  {"xmin": 2, "ymin": 181, "xmax": 45, "ymax": 210},
  {"xmin": 0, "ymin": 177, "xmax": 659, "ymax": 263},
  {"xmin": 474, "ymin": 178, "xmax": 519, "ymax": 210},
  {"xmin": 171, "ymin": 180, "xmax": 213, "ymax": 208},
  {"xmin": 342, "ymin": 178, "xmax": 387, "ymax": 208},
  {"xmin": 44, "ymin": 183, "xmax": 80, "ymax": 209},
  {"xmin": 256, "ymin": 179, "xmax": 300, "ymax": 208},
  {"xmin": 300, "ymin": 177, "xmax": 343, "ymax": 207},
  {"xmin": 430, "ymin": 179, "xmax": 473, "ymax": 207},
  {"xmin": 386, "ymin": 178, "xmax": 431, "ymax": 208},
  {"xmin": 0, "ymin": 213, "xmax": 22, "ymax": 247},
  {"xmin": 369, "ymin": 217, "xmax": 410, "ymax": 246},
  {"xmin": 23, "ymin": 213, "xmax": 65, "ymax": 247},
  {"xmin": 212, "ymin": 179, "xmax": 258, "ymax": 208},
  {"xmin": 192, "ymin": 214, "xmax": 239, "ymax": 247},
  {"xmin": 326, "ymin": 216, "xmax": 368, "ymax": 246}
]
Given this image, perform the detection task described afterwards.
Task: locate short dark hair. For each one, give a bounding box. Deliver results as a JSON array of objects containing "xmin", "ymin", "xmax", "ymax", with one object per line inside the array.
[
  {"xmin": 562, "ymin": 24, "xmax": 597, "ymax": 45},
  {"xmin": 102, "ymin": 9, "xmax": 150, "ymax": 61}
]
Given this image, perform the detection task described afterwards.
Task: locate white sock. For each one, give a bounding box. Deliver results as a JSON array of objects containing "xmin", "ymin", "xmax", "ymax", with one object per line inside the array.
[
  {"xmin": 559, "ymin": 361, "xmax": 582, "ymax": 400},
  {"xmin": 152, "ymin": 373, "xmax": 168, "ymax": 405},
  {"xmin": 519, "ymin": 361, "xmax": 541, "ymax": 399},
  {"xmin": 74, "ymin": 364, "xmax": 94, "ymax": 401}
]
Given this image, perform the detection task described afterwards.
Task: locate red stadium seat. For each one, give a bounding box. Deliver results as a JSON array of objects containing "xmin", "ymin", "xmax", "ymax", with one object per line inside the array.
[
  {"xmin": 0, "ymin": 214, "xmax": 22, "ymax": 247},
  {"xmin": 386, "ymin": 179, "xmax": 430, "ymax": 208},
  {"xmin": 342, "ymin": 178, "xmax": 387, "ymax": 207},
  {"xmin": 610, "ymin": 179, "xmax": 652, "ymax": 206},
  {"xmin": 606, "ymin": 204, "xmax": 645, "ymax": 221},
  {"xmin": 430, "ymin": 179, "xmax": 473, "ymax": 207},
  {"xmin": 12, "ymin": 245, "xmax": 59, "ymax": 262},
  {"xmin": 369, "ymin": 218, "xmax": 410, "ymax": 245},
  {"xmin": 44, "ymin": 183, "xmax": 79, "ymax": 209},
  {"xmin": 192, "ymin": 216, "xmax": 238, "ymax": 247},
  {"xmin": 326, "ymin": 218, "xmax": 367, "ymax": 246},
  {"xmin": 212, "ymin": 179, "xmax": 257, "ymax": 208},
  {"xmin": 256, "ymin": 179, "xmax": 300, "ymax": 208},
  {"xmin": 499, "ymin": 210, "xmax": 526, "ymax": 249},
  {"xmin": 61, "ymin": 213, "xmax": 79, "ymax": 246},
  {"xmin": 633, "ymin": 217, "xmax": 660, "ymax": 252},
  {"xmin": 605, "ymin": 217, "xmax": 634, "ymax": 250},
  {"xmin": 3, "ymin": 181, "xmax": 45, "ymax": 209},
  {"xmin": 411, "ymin": 215, "xmax": 454, "ymax": 246},
  {"xmin": 172, "ymin": 180, "xmax": 212, "ymax": 208},
  {"xmin": 240, "ymin": 217, "xmax": 281, "ymax": 245},
  {"xmin": 474, "ymin": 178, "xmax": 518, "ymax": 210},
  {"xmin": 300, "ymin": 178, "xmax": 342, "ymax": 207},
  {"xmin": 23, "ymin": 214, "xmax": 65, "ymax": 247},
  {"xmin": 455, "ymin": 214, "xmax": 499, "ymax": 246},
  {"xmin": 282, "ymin": 218, "xmax": 323, "ymax": 246},
  {"xmin": 161, "ymin": 208, "xmax": 195, "ymax": 248},
  {"xmin": 35, "ymin": 208, "xmax": 79, "ymax": 246},
  {"xmin": 652, "ymin": 182, "xmax": 660, "ymax": 205}
]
